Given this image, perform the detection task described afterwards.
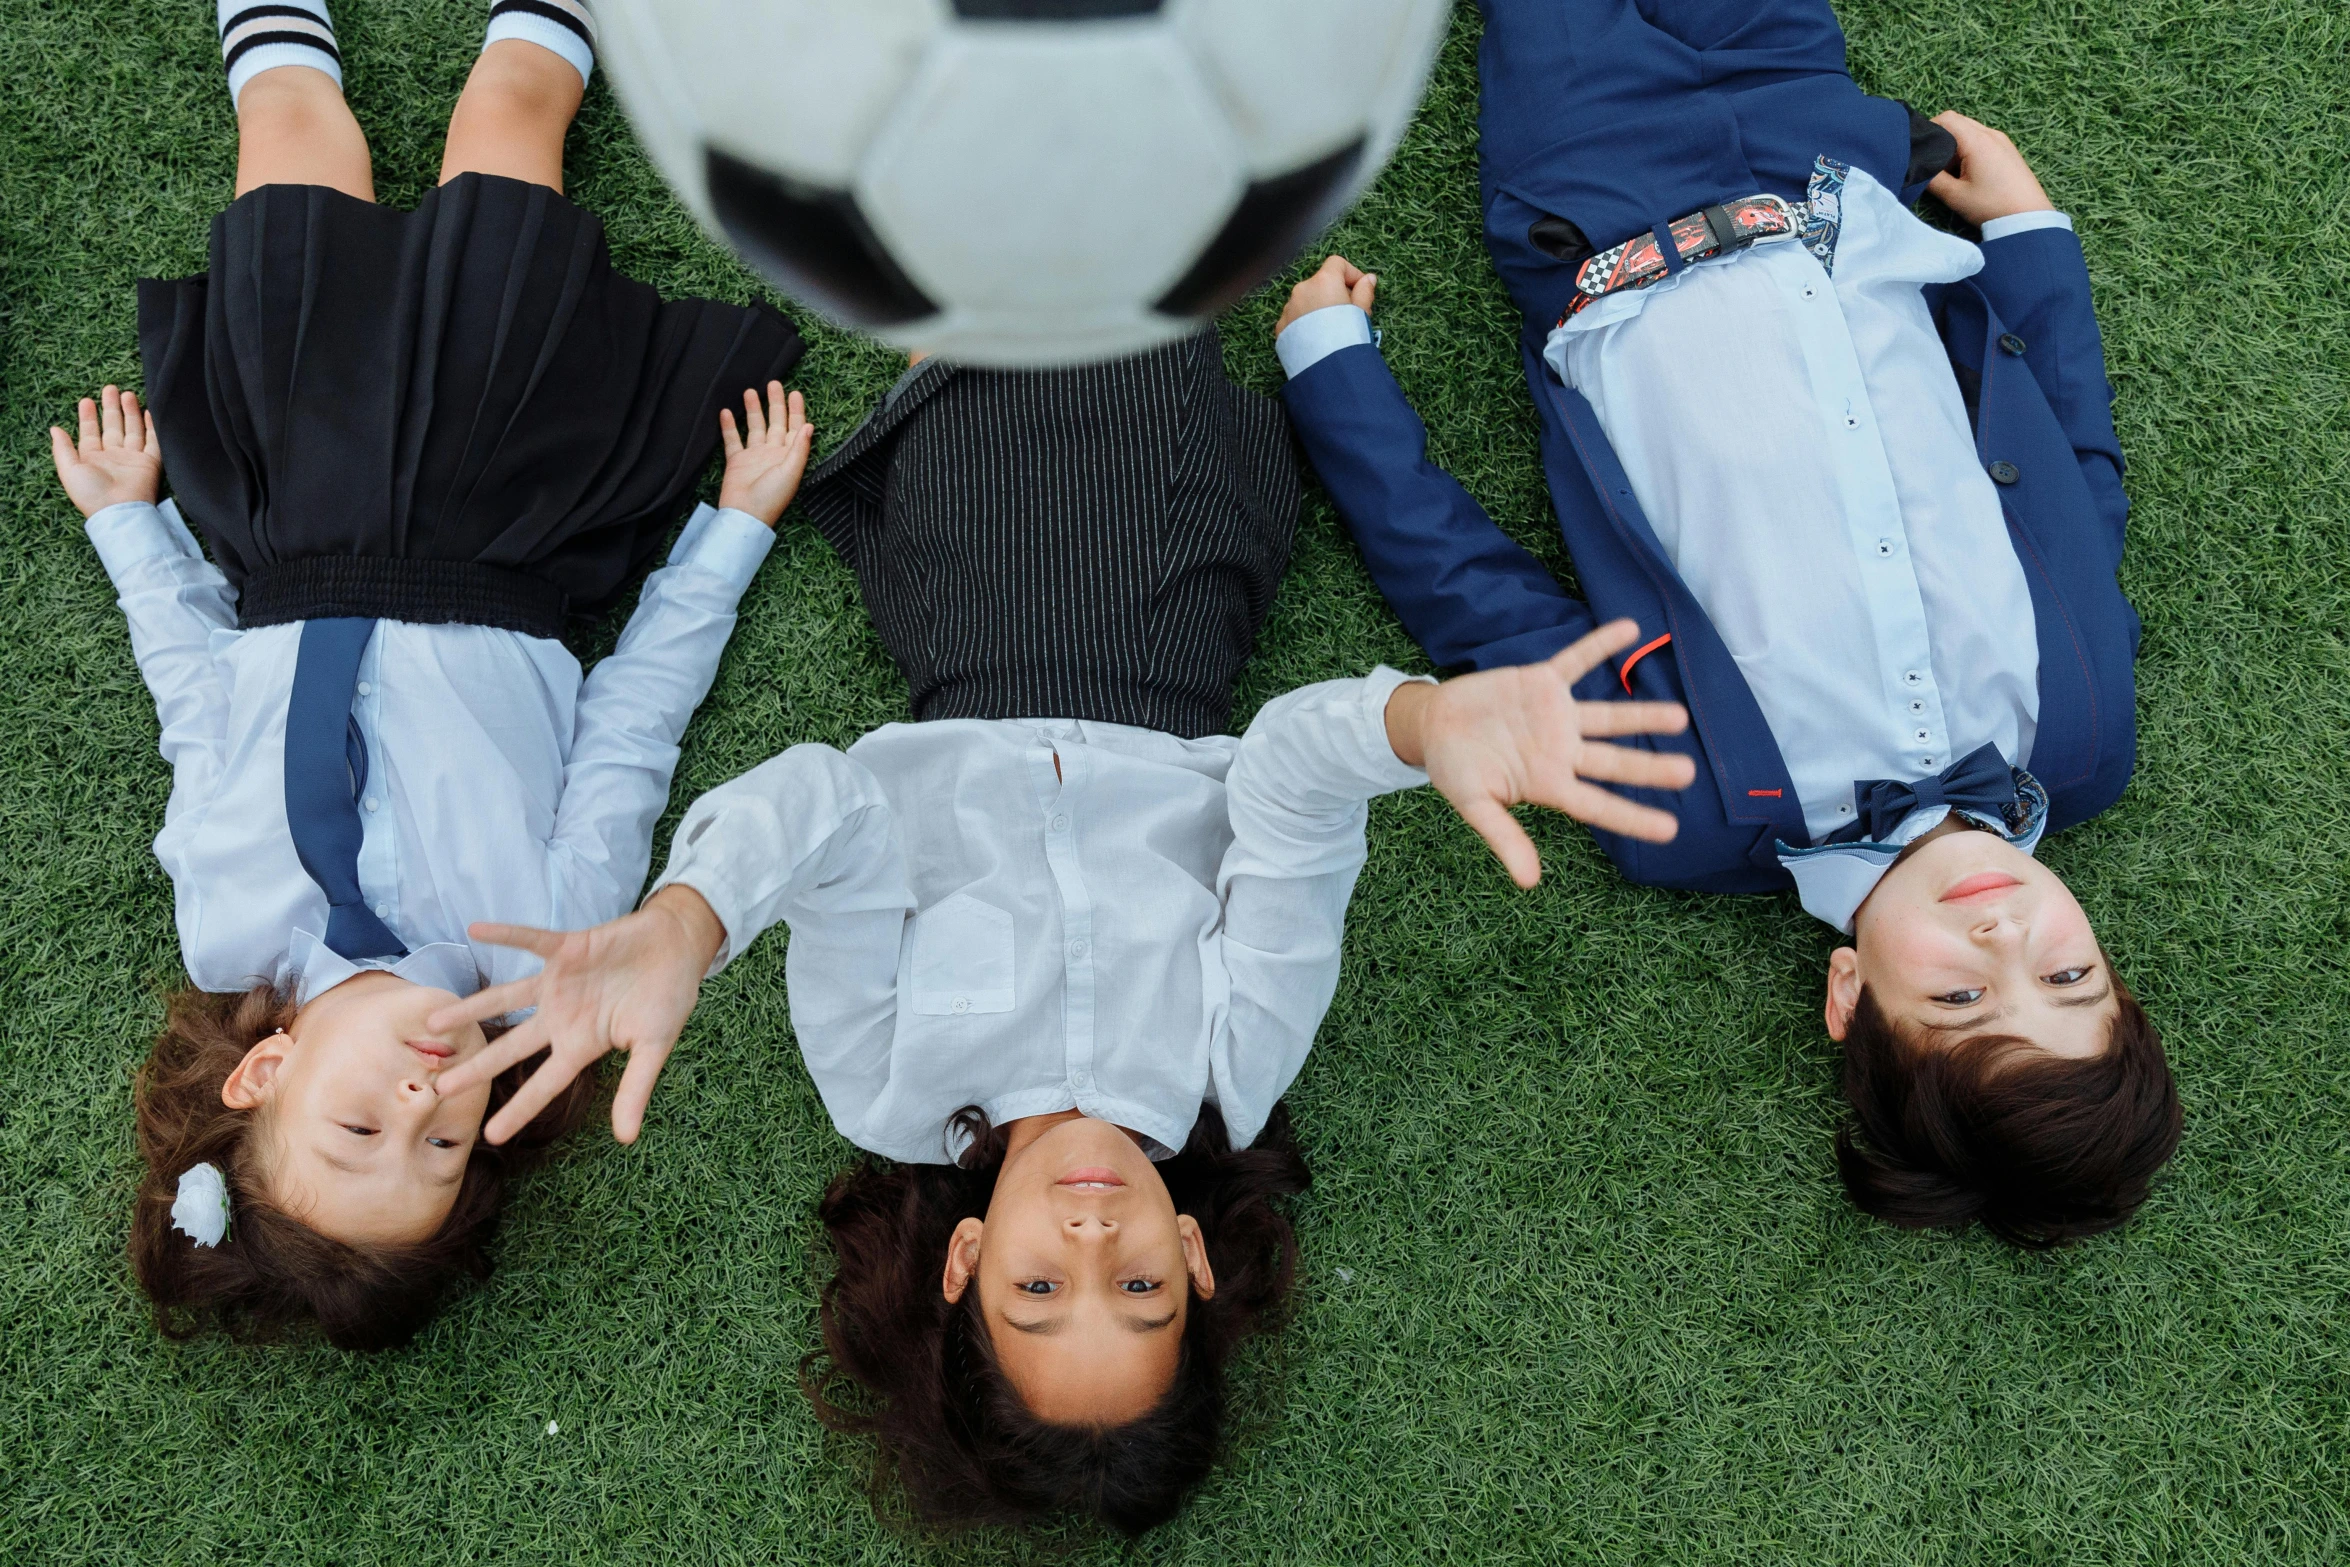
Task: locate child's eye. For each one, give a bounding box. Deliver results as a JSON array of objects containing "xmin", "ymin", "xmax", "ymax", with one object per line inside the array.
[
  {"xmin": 341, "ymin": 1124, "xmax": 379, "ymax": 1137},
  {"xmin": 1932, "ymin": 988, "xmax": 1985, "ymax": 1006},
  {"xmin": 2043, "ymin": 966, "xmax": 2092, "ymax": 986},
  {"xmin": 1119, "ymin": 1278, "xmax": 1161, "ymax": 1295},
  {"xmin": 425, "ymin": 1137, "xmax": 459, "ymax": 1149},
  {"xmin": 1016, "ymin": 1280, "xmax": 1058, "ymax": 1296}
]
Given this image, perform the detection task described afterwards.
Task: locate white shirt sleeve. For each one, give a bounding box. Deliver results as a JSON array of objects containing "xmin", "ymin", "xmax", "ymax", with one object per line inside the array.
[
  {"xmin": 647, "ymin": 742, "xmax": 916, "ymax": 1140},
  {"xmin": 1207, "ymin": 666, "xmax": 1431, "ymax": 1147},
  {"xmin": 85, "ymin": 500, "xmax": 239, "ymax": 829},
  {"xmin": 1274, "ymin": 304, "xmax": 1376, "ymax": 380},
  {"xmin": 1979, "ymin": 209, "xmax": 2075, "ymax": 243},
  {"xmin": 546, "ymin": 504, "xmax": 776, "ymax": 918}
]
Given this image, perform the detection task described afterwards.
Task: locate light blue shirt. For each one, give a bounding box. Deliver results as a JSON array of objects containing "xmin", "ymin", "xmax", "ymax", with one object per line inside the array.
[
  {"xmin": 86, "ymin": 498, "xmax": 775, "ymax": 998},
  {"xmin": 1278, "ymin": 176, "xmax": 2074, "ymax": 928}
]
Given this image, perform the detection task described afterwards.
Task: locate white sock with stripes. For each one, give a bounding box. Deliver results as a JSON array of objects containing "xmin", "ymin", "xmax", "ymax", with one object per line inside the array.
[
  {"xmin": 484, "ymin": 0, "xmax": 596, "ymax": 88},
  {"xmin": 219, "ymin": 1, "xmax": 342, "ymax": 107}
]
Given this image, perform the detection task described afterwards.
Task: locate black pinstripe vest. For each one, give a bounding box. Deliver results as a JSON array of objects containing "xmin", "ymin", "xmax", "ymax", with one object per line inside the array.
[{"xmin": 796, "ymin": 332, "xmax": 1299, "ymax": 739}]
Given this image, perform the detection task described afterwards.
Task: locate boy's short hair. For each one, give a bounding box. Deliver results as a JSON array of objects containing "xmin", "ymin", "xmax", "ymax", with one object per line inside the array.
[{"xmin": 1835, "ymin": 974, "xmax": 2181, "ymax": 1248}]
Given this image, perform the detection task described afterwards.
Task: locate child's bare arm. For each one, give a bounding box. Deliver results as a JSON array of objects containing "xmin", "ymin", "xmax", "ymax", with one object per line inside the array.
[
  {"xmin": 1928, "ymin": 113, "xmax": 2056, "ymax": 228},
  {"xmin": 50, "ymin": 386, "xmax": 161, "ymax": 517}
]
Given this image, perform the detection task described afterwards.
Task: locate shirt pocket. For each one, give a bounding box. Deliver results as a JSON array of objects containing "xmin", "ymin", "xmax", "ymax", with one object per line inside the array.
[{"xmin": 908, "ymin": 892, "xmax": 1015, "ymax": 1016}]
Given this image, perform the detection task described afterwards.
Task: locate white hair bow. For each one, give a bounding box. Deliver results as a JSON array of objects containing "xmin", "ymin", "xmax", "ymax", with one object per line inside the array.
[{"xmin": 170, "ymin": 1162, "xmax": 230, "ymax": 1248}]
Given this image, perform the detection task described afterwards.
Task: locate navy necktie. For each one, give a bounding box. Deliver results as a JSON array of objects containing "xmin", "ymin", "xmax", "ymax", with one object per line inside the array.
[
  {"xmin": 1837, "ymin": 742, "xmax": 2020, "ymax": 845},
  {"xmin": 284, "ymin": 618, "xmax": 407, "ymax": 960}
]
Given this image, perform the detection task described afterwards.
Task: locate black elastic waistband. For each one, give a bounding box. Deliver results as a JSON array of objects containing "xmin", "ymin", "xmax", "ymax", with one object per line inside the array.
[{"xmin": 239, "ymin": 556, "xmax": 569, "ymax": 638}]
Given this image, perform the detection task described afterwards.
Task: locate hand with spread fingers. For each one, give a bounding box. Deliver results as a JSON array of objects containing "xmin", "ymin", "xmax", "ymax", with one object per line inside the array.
[
  {"xmin": 717, "ymin": 380, "xmax": 814, "ymax": 527},
  {"xmin": 425, "ymin": 885, "xmax": 729, "ymax": 1146},
  {"xmin": 51, "ymin": 385, "xmax": 163, "ymax": 518},
  {"xmin": 1383, "ymin": 619, "xmax": 1696, "ymax": 888}
]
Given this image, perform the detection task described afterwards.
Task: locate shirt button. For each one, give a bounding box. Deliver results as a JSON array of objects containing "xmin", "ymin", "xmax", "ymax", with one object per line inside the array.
[
  {"xmin": 1988, "ymin": 460, "xmax": 2021, "ymax": 486},
  {"xmin": 374, "ymin": 902, "xmax": 391, "ymax": 919},
  {"xmin": 1921, "ymin": 756, "xmax": 1937, "ymax": 769},
  {"xmin": 1874, "ymin": 538, "xmax": 1894, "ymax": 557},
  {"xmin": 355, "ymin": 681, "xmax": 373, "ymax": 697},
  {"xmin": 1915, "ymin": 729, "xmax": 1930, "ymax": 743},
  {"xmin": 1909, "ymin": 699, "xmax": 1925, "ymax": 714},
  {"xmin": 1069, "ymin": 938, "xmax": 1090, "ymax": 960},
  {"xmin": 952, "ymin": 997, "xmax": 971, "ymax": 1015},
  {"xmin": 1999, "ymin": 333, "xmax": 2028, "ymax": 356},
  {"xmin": 1844, "ymin": 415, "xmax": 1860, "ymax": 429},
  {"xmin": 1904, "ymin": 671, "xmax": 1923, "ymax": 686},
  {"xmin": 363, "ymin": 796, "xmax": 380, "ymax": 812},
  {"xmin": 1838, "ymin": 803, "xmax": 1853, "ymax": 815},
  {"xmin": 1050, "ymin": 814, "xmax": 1069, "ymax": 833}
]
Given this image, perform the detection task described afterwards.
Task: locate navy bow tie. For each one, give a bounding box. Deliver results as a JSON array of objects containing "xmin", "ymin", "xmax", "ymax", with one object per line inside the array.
[
  {"xmin": 1842, "ymin": 742, "xmax": 2019, "ymax": 845},
  {"xmin": 284, "ymin": 618, "xmax": 407, "ymax": 960}
]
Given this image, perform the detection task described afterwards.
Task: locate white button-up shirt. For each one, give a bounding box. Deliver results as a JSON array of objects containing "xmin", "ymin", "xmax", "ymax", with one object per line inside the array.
[
  {"xmin": 650, "ymin": 669, "xmax": 1428, "ymax": 1164},
  {"xmin": 86, "ymin": 497, "xmax": 775, "ymax": 997}
]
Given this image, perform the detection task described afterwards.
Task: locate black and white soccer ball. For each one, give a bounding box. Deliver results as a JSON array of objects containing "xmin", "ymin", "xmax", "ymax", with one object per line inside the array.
[{"xmin": 597, "ymin": 0, "xmax": 1449, "ymax": 366}]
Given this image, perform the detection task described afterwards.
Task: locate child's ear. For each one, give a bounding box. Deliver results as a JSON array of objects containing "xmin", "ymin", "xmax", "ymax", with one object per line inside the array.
[
  {"xmin": 1824, "ymin": 949, "xmax": 1862, "ymax": 1041},
  {"xmin": 941, "ymin": 1217, "xmax": 984, "ymax": 1303},
  {"xmin": 1176, "ymin": 1214, "xmax": 1216, "ymax": 1302},
  {"xmin": 221, "ymin": 1029, "xmax": 292, "ymax": 1110}
]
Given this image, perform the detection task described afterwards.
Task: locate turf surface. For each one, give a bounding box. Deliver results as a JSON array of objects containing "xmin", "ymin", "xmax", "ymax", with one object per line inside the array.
[{"xmin": 4, "ymin": 2, "xmax": 2347, "ymax": 1562}]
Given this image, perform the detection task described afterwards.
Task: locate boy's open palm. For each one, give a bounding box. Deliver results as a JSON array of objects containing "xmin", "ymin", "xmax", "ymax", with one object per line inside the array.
[
  {"xmin": 426, "ymin": 890, "xmax": 723, "ymax": 1146},
  {"xmin": 51, "ymin": 386, "xmax": 162, "ymax": 518},
  {"xmin": 717, "ymin": 381, "xmax": 814, "ymax": 527},
  {"xmin": 1397, "ymin": 620, "xmax": 1697, "ymax": 888}
]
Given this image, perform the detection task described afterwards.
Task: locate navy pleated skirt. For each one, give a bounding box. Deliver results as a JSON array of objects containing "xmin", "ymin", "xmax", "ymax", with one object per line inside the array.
[{"xmin": 137, "ymin": 173, "xmax": 803, "ymax": 637}]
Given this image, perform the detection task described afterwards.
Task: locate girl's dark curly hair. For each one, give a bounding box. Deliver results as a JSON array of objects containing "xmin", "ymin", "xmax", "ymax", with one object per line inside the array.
[
  {"xmin": 802, "ymin": 1101, "xmax": 1311, "ymax": 1537},
  {"xmin": 129, "ymin": 982, "xmax": 594, "ymax": 1352}
]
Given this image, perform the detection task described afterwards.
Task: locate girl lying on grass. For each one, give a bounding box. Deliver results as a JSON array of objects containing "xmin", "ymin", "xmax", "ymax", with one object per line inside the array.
[
  {"xmin": 49, "ymin": 2, "xmax": 804, "ymax": 1351},
  {"xmin": 426, "ymin": 337, "xmax": 1698, "ymax": 1534}
]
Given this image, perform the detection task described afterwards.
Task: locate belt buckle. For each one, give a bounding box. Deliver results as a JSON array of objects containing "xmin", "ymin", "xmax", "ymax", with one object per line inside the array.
[{"xmin": 1707, "ymin": 194, "xmax": 1800, "ymax": 255}]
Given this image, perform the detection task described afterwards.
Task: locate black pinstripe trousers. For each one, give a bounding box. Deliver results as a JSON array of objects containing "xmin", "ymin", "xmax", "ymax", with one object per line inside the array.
[{"xmin": 796, "ymin": 331, "xmax": 1299, "ymax": 740}]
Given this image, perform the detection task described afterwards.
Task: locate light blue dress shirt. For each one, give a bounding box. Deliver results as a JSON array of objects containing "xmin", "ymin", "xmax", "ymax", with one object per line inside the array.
[
  {"xmin": 1278, "ymin": 177, "xmax": 2076, "ymax": 929},
  {"xmin": 86, "ymin": 497, "xmax": 775, "ymax": 999}
]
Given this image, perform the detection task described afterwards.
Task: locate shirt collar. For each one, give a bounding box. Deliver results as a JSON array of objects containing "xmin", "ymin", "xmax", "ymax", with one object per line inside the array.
[
  {"xmin": 284, "ymin": 929, "xmax": 482, "ymax": 1007},
  {"xmin": 1775, "ymin": 772, "xmax": 2050, "ymax": 934}
]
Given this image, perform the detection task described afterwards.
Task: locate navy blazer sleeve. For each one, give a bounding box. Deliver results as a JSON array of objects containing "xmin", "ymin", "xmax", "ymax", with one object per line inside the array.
[
  {"xmin": 1280, "ymin": 343, "xmax": 1595, "ymax": 671},
  {"xmin": 1968, "ymin": 227, "xmax": 2128, "ymax": 561}
]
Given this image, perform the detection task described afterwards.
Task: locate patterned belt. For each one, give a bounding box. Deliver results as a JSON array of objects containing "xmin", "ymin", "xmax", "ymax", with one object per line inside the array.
[{"xmin": 1562, "ymin": 194, "xmax": 1809, "ymax": 322}]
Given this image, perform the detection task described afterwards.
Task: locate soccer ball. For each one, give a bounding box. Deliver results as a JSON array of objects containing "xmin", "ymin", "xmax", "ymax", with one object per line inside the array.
[{"xmin": 596, "ymin": 0, "xmax": 1450, "ymax": 366}]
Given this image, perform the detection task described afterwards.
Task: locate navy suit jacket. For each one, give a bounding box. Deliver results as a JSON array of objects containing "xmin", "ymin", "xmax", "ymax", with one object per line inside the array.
[{"xmin": 1284, "ymin": 229, "xmax": 2140, "ymax": 896}]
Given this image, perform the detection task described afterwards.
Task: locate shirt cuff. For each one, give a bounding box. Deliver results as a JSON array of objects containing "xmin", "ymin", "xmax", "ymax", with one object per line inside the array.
[
  {"xmin": 1360, "ymin": 664, "xmax": 1437, "ymax": 790},
  {"xmin": 1275, "ymin": 304, "xmax": 1375, "ymax": 380},
  {"xmin": 1979, "ymin": 210, "xmax": 2074, "ymax": 243},
  {"xmin": 84, "ymin": 499, "xmax": 200, "ymax": 583},
  {"xmin": 665, "ymin": 502, "xmax": 778, "ymax": 591}
]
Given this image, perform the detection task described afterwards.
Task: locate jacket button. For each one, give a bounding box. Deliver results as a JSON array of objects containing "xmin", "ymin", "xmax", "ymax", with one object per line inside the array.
[
  {"xmin": 1999, "ymin": 333, "xmax": 2028, "ymax": 356},
  {"xmin": 1988, "ymin": 460, "xmax": 2021, "ymax": 486}
]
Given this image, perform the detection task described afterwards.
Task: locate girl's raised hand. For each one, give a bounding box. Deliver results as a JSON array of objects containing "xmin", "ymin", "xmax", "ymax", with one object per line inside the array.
[
  {"xmin": 425, "ymin": 885, "xmax": 729, "ymax": 1146},
  {"xmin": 1383, "ymin": 620, "xmax": 1698, "ymax": 888},
  {"xmin": 51, "ymin": 386, "xmax": 162, "ymax": 519},
  {"xmin": 717, "ymin": 381, "xmax": 814, "ymax": 528}
]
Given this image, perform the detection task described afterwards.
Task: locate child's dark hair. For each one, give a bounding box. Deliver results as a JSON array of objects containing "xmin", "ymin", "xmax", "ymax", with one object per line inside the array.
[
  {"xmin": 1835, "ymin": 973, "xmax": 2180, "ymax": 1248},
  {"xmin": 802, "ymin": 1102, "xmax": 1310, "ymax": 1538},
  {"xmin": 129, "ymin": 982, "xmax": 594, "ymax": 1351}
]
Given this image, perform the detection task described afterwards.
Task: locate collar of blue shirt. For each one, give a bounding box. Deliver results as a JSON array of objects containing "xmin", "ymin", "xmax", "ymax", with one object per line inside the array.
[
  {"xmin": 1775, "ymin": 772, "xmax": 2051, "ymax": 934},
  {"xmin": 284, "ymin": 930, "xmax": 483, "ymax": 1009}
]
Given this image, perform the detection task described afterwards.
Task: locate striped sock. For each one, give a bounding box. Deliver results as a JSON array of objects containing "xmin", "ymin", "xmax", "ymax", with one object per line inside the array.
[
  {"xmin": 485, "ymin": 0, "xmax": 595, "ymax": 88},
  {"xmin": 219, "ymin": 1, "xmax": 342, "ymax": 107}
]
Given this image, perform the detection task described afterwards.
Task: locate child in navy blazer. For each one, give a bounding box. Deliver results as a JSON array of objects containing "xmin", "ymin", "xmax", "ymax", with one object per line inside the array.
[{"xmin": 1276, "ymin": 0, "xmax": 2179, "ymax": 1246}]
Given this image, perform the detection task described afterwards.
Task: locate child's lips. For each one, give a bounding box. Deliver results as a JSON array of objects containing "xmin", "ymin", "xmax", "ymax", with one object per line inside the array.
[
  {"xmin": 1055, "ymin": 1168, "xmax": 1126, "ymax": 1190},
  {"xmin": 405, "ymin": 1039, "xmax": 456, "ymax": 1062},
  {"xmin": 1940, "ymin": 872, "xmax": 2024, "ymax": 904}
]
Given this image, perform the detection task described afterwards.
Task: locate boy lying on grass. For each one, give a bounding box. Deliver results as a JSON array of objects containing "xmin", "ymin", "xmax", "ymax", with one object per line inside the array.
[{"xmin": 1274, "ymin": 0, "xmax": 2180, "ymax": 1245}]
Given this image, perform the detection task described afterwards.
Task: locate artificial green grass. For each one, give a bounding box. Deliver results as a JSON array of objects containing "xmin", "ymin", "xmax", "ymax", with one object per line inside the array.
[{"xmin": 3, "ymin": 1, "xmax": 2347, "ymax": 1561}]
